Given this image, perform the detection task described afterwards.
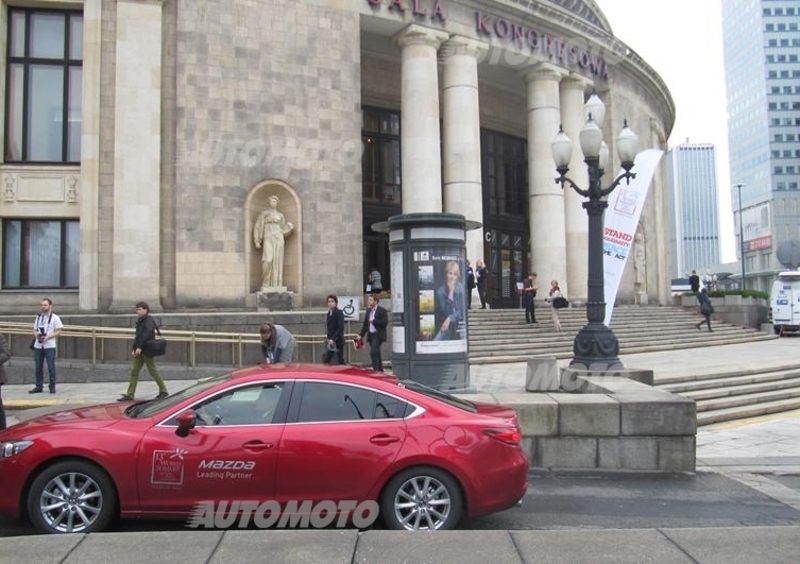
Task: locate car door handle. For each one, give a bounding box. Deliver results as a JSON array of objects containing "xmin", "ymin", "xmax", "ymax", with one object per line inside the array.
[
  {"xmin": 370, "ymin": 434, "xmax": 400, "ymax": 445},
  {"xmin": 242, "ymin": 440, "xmax": 274, "ymax": 451}
]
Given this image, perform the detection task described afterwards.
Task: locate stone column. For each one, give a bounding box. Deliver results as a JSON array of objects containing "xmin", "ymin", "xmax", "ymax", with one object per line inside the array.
[
  {"xmin": 442, "ymin": 35, "xmax": 487, "ymax": 264},
  {"xmin": 111, "ymin": 0, "xmax": 164, "ymax": 311},
  {"xmin": 394, "ymin": 25, "xmax": 449, "ymax": 214},
  {"xmin": 523, "ymin": 63, "xmax": 567, "ymax": 289},
  {"xmin": 78, "ymin": 0, "xmax": 101, "ymax": 311},
  {"xmin": 560, "ymin": 74, "xmax": 592, "ymax": 303}
]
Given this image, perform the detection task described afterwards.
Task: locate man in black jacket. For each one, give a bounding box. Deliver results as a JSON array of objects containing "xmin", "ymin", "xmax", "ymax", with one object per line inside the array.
[
  {"xmin": 323, "ymin": 295, "xmax": 345, "ymax": 365},
  {"xmin": 118, "ymin": 301, "xmax": 169, "ymax": 401},
  {"xmin": 524, "ymin": 272, "xmax": 539, "ymax": 324},
  {"xmin": 358, "ymin": 293, "xmax": 389, "ymax": 372},
  {"xmin": 689, "ymin": 270, "xmax": 700, "ymax": 294}
]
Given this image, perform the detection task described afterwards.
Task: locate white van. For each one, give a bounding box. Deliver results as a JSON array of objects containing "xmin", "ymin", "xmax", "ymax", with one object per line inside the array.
[{"xmin": 770, "ymin": 269, "xmax": 800, "ymax": 335}]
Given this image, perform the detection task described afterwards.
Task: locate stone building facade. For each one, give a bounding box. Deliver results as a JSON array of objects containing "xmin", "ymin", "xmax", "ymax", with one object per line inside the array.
[{"xmin": 0, "ymin": 0, "xmax": 674, "ymax": 313}]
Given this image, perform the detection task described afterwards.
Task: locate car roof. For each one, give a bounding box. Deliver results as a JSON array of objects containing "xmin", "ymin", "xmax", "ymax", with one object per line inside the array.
[{"xmin": 227, "ymin": 363, "xmax": 401, "ymax": 386}]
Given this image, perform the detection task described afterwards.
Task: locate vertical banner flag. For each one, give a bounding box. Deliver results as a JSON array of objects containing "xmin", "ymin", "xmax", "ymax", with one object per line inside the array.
[{"xmin": 603, "ymin": 149, "xmax": 664, "ymax": 326}]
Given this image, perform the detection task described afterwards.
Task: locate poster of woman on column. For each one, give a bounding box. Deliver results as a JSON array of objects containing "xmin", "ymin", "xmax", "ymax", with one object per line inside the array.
[{"xmin": 415, "ymin": 249, "xmax": 467, "ymax": 354}]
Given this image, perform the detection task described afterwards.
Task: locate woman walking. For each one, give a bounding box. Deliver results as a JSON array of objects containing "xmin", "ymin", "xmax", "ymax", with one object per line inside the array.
[{"xmin": 546, "ymin": 279, "xmax": 564, "ymax": 333}]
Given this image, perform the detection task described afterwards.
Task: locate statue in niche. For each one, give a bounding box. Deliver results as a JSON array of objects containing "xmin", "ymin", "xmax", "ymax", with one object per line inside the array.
[
  {"xmin": 253, "ymin": 195, "xmax": 293, "ymax": 290},
  {"xmin": 633, "ymin": 228, "xmax": 647, "ymax": 290}
]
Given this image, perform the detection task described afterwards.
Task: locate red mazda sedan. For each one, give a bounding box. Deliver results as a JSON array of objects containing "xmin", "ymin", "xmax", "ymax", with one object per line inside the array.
[{"xmin": 0, "ymin": 365, "xmax": 528, "ymax": 534}]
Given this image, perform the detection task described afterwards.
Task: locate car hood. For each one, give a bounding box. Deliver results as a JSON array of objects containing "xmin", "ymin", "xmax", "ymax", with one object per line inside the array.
[
  {"xmin": 7, "ymin": 403, "xmax": 131, "ymax": 434},
  {"xmin": 470, "ymin": 401, "xmax": 520, "ymax": 426}
]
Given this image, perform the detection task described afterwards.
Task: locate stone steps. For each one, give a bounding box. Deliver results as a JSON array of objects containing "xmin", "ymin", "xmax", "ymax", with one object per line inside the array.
[
  {"xmin": 468, "ymin": 306, "xmax": 800, "ymax": 426},
  {"xmin": 697, "ymin": 396, "xmax": 800, "ymax": 426},
  {"xmin": 655, "ymin": 363, "xmax": 800, "ymax": 426},
  {"xmin": 466, "ymin": 306, "xmax": 774, "ymax": 364}
]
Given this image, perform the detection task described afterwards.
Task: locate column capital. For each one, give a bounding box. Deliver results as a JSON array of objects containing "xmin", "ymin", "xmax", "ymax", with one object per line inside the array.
[
  {"xmin": 440, "ymin": 35, "xmax": 488, "ymax": 60},
  {"xmin": 393, "ymin": 24, "xmax": 450, "ymax": 51},
  {"xmin": 560, "ymin": 72, "xmax": 594, "ymax": 92},
  {"xmin": 520, "ymin": 62, "xmax": 567, "ymax": 84}
]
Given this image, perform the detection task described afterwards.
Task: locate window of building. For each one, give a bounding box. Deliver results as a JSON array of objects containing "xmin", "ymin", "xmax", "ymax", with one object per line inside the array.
[
  {"xmin": 2, "ymin": 219, "xmax": 79, "ymax": 288},
  {"xmin": 362, "ymin": 108, "xmax": 401, "ymax": 204},
  {"xmin": 4, "ymin": 8, "xmax": 83, "ymax": 163},
  {"xmin": 481, "ymin": 130, "xmax": 527, "ymax": 217}
]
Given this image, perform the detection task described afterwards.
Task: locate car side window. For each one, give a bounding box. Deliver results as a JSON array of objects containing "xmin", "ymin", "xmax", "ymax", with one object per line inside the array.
[
  {"xmin": 191, "ymin": 383, "xmax": 284, "ymax": 426},
  {"xmin": 294, "ymin": 383, "xmax": 410, "ymax": 422},
  {"xmin": 374, "ymin": 393, "xmax": 409, "ymax": 419},
  {"xmin": 296, "ymin": 382, "xmax": 377, "ymax": 423}
]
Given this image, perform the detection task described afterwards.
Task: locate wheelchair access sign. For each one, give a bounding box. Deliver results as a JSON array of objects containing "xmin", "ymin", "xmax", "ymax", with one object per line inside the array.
[{"xmin": 338, "ymin": 296, "xmax": 360, "ymax": 321}]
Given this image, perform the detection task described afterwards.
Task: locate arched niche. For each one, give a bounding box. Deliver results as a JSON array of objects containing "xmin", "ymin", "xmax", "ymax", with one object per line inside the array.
[{"xmin": 245, "ymin": 180, "xmax": 302, "ymax": 300}]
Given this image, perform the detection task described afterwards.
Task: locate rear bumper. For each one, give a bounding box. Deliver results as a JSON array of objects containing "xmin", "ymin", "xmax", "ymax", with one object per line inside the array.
[{"xmin": 467, "ymin": 450, "xmax": 529, "ymax": 518}]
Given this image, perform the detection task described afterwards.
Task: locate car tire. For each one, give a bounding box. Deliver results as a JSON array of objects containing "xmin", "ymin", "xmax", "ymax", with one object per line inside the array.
[
  {"xmin": 380, "ymin": 466, "xmax": 463, "ymax": 531},
  {"xmin": 774, "ymin": 324, "xmax": 782, "ymax": 336},
  {"xmin": 27, "ymin": 459, "xmax": 117, "ymax": 534}
]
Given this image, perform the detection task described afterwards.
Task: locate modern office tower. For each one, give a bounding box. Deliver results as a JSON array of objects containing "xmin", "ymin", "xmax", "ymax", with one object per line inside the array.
[
  {"xmin": 666, "ymin": 143, "xmax": 721, "ymax": 279},
  {"xmin": 721, "ymin": 0, "xmax": 800, "ymax": 291}
]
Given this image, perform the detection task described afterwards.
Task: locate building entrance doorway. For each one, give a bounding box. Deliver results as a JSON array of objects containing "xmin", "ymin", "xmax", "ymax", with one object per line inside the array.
[{"xmin": 484, "ymin": 229, "xmax": 527, "ymax": 309}]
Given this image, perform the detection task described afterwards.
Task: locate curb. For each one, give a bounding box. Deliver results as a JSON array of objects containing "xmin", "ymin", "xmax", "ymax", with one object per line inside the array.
[{"xmin": 5, "ymin": 399, "xmax": 73, "ymax": 409}]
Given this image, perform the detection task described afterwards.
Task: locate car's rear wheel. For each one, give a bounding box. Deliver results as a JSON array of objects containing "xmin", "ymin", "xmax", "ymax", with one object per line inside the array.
[
  {"xmin": 27, "ymin": 460, "xmax": 117, "ymax": 534},
  {"xmin": 381, "ymin": 466, "xmax": 463, "ymax": 530},
  {"xmin": 774, "ymin": 324, "xmax": 782, "ymax": 335}
]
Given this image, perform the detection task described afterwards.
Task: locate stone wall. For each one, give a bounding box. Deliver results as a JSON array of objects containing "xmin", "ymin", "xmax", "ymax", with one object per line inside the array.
[{"xmin": 480, "ymin": 375, "xmax": 696, "ymax": 472}]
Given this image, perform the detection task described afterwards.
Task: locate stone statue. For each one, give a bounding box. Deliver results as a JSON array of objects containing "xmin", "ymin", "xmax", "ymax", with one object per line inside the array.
[
  {"xmin": 253, "ymin": 195, "xmax": 293, "ymax": 290},
  {"xmin": 633, "ymin": 229, "xmax": 646, "ymax": 288}
]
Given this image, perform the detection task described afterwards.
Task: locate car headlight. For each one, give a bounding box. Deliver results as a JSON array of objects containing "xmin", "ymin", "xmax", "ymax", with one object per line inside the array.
[{"xmin": 1, "ymin": 440, "xmax": 34, "ymax": 458}]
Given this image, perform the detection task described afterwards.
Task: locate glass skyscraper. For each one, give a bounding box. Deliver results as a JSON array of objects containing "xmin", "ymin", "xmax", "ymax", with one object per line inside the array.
[
  {"xmin": 667, "ymin": 143, "xmax": 721, "ymax": 279},
  {"xmin": 722, "ymin": 0, "xmax": 800, "ymax": 291}
]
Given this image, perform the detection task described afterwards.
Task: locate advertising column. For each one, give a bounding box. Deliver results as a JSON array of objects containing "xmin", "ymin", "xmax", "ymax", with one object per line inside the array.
[{"xmin": 374, "ymin": 214, "xmax": 480, "ymax": 392}]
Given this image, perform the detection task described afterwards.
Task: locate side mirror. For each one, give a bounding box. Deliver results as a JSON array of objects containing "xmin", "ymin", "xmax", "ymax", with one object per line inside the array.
[{"xmin": 175, "ymin": 410, "xmax": 197, "ymax": 438}]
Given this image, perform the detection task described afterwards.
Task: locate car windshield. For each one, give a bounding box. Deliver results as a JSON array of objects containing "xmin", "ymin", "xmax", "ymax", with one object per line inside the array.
[
  {"xmin": 126, "ymin": 373, "xmax": 233, "ymax": 419},
  {"xmin": 397, "ymin": 379, "xmax": 477, "ymax": 413}
]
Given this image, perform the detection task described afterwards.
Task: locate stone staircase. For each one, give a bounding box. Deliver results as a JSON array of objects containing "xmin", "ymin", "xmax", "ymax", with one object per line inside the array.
[
  {"xmin": 467, "ymin": 304, "xmax": 775, "ymax": 364},
  {"xmin": 658, "ymin": 365, "xmax": 800, "ymax": 426},
  {"xmin": 467, "ymin": 305, "xmax": 800, "ymax": 426}
]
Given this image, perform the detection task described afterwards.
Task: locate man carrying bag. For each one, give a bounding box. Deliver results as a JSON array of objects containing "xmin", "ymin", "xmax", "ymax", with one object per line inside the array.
[{"xmin": 118, "ymin": 301, "xmax": 169, "ymax": 401}]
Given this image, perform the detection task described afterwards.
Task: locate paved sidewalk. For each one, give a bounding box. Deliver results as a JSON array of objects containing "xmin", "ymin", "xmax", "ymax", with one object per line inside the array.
[{"xmin": 1, "ymin": 527, "xmax": 799, "ymax": 564}]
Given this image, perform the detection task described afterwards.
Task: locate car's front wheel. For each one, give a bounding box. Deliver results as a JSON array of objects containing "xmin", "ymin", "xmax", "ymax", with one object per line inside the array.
[
  {"xmin": 27, "ymin": 459, "xmax": 117, "ymax": 534},
  {"xmin": 381, "ymin": 466, "xmax": 463, "ymax": 530}
]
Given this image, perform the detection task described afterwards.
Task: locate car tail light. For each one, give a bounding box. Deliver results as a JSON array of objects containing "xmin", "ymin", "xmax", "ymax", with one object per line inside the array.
[{"xmin": 483, "ymin": 427, "xmax": 522, "ymax": 445}]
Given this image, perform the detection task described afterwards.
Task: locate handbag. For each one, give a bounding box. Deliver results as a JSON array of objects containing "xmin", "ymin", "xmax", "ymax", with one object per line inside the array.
[
  {"xmin": 29, "ymin": 338, "xmax": 36, "ymax": 350},
  {"xmin": 145, "ymin": 326, "xmax": 167, "ymax": 357},
  {"xmin": 552, "ymin": 296, "xmax": 569, "ymax": 309}
]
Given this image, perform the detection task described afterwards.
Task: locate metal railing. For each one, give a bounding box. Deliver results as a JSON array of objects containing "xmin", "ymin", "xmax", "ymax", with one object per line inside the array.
[{"xmin": 0, "ymin": 321, "xmax": 361, "ymax": 368}]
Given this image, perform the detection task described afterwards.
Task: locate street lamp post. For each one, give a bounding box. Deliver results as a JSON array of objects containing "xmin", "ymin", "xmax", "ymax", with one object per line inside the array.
[
  {"xmin": 735, "ymin": 183, "xmax": 746, "ymax": 290},
  {"xmin": 551, "ymin": 94, "xmax": 638, "ymax": 369}
]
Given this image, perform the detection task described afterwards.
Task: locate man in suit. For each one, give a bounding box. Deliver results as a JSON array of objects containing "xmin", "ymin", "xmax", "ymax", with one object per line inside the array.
[
  {"xmin": 523, "ymin": 272, "xmax": 539, "ymax": 324},
  {"xmin": 323, "ymin": 294, "xmax": 345, "ymax": 365},
  {"xmin": 689, "ymin": 270, "xmax": 700, "ymax": 294},
  {"xmin": 358, "ymin": 293, "xmax": 388, "ymax": 372}
]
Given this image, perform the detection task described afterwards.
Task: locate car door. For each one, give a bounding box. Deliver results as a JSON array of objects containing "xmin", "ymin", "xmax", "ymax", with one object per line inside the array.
[
  {"xmin": 275, "ymin": 381, "xmax": 408, "ymax": 505},
  {"xmin": 135, "ymin": 382, "xmax": 289, "ymax": 514}
]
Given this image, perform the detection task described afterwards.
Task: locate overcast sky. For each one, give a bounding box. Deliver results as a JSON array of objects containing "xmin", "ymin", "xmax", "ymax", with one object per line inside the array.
[{"xmin": 594, "ymin": 0, "xmax": 736, "ymax": 262}]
